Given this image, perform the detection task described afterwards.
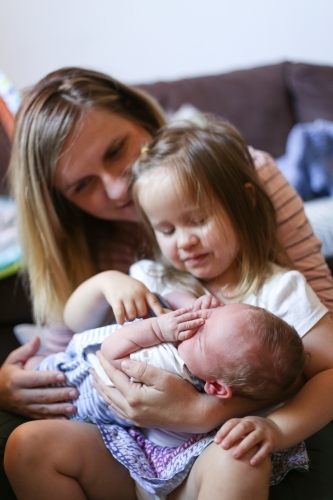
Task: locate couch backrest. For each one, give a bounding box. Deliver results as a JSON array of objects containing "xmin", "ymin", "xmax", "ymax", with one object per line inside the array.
[{"xmin": 137, "ymin": 62, "xmax": 333, "ymax": 158}]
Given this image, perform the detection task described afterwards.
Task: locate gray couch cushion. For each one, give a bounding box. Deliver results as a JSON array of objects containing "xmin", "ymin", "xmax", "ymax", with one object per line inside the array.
[
  {"xmin": 286, "ymin": 63, "xmax": 333, "ymax": 124},
  {"xmin": 137, "ymin": 63, "xmax": 295, "ymax": 158}
]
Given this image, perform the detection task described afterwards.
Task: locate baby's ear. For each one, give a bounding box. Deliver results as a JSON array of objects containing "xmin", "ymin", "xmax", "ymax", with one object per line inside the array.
[{"xmin": 204, "ymin": 381, "xmax": 233, "ymax": 399}]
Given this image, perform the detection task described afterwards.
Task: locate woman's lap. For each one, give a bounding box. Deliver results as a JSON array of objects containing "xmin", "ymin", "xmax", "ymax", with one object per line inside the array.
[{"xmin": 1, "ymin": 410, "xmax": 333, "ymax": 500}]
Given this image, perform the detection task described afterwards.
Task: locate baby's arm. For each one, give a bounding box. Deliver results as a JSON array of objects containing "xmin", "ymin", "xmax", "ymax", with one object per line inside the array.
[
  {"xmin": 64, "ymin": 270, "xmax": 165, "ymax": 332},
  {"xmin": 101, "ymin": 307, "xmax": 205, "ymax": 369}
]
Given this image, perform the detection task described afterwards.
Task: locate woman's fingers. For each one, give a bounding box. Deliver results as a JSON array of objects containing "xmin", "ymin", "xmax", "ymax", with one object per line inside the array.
[
  {"xmin": 0, "ymin": 343, "xmax": 79, "ymax": 418},
  {"xmin": 94, "ymin": 352, "xmax": 200, "ymax": 428},
  {"xmin": 4, "ymin": 336, "xmax": 41, "ymax": 366}
]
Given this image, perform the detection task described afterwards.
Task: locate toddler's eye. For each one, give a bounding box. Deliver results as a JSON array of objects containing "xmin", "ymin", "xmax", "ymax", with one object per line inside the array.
[
  {"xmin": 161, "ymin": 228, "xmax": 175, "ymax": 236},
  {"xmin": 192, "ymin": 217, "xmax": 207, "ymax": 226}
]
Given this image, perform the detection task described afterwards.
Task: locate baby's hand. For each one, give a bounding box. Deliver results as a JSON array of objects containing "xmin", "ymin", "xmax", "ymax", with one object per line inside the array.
[
  {"xmin": 214, "ymin": 416, "xmax": 282, "ymax": 466},
  {"xmin": 155, "ymin": 306, "xmax": 205, "ymax": 342},
  {"xmin": 101, "ymin": 272, "xmax": 165, "ymax": 324},
  {"xmin": 192, "ymin": 295, "xmax": 221, "ymax": 311}
]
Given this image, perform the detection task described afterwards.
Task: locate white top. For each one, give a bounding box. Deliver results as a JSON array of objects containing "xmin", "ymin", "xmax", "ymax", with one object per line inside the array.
[{"xmin": 130, "ymin": 260, "xmax": 328, "ymax": 339}]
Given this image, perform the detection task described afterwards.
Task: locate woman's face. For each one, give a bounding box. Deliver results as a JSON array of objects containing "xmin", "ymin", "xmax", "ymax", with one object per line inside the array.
[{"xmin": 55, "ymin": 108, "xmax": 152, "ymax": 221}]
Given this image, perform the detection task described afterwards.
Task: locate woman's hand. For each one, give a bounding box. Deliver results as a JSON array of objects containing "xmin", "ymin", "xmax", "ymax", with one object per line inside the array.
[
  {"xmin": 92, "ymin": 353, "xmax": 214, "ymax": 431},
  {"xmin": 0, "ymin": 337, "xmax": 78, "ymax": 419},
  {"xmin": 214, "ymin": 416, "xmax": 283, "ymax": 466}
]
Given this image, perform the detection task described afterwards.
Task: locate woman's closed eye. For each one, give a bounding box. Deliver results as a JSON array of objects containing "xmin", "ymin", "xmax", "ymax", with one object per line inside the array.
[
  {"xmin": 73, "ymin": 176, "xmax": 94, "ymax": 194},
  {"xmin": 104, "ymin": 139, "xmax": 126, "ymax": 162}
]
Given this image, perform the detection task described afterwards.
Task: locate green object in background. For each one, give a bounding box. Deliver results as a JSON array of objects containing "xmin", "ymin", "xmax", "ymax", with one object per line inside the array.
[{"xmin": 0, "ymin": 196, "xmax": 24, "ymax": 279}]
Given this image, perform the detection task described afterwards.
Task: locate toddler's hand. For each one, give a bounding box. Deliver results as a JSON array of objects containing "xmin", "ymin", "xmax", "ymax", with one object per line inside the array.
[
  {"xmin": 102, "ymin": 272, "xmax": 165, "ymax": 324},
  {"xmin": 192, "ymin": 295, "xmax": 221, "ymax": 311},
  {"xmin": 214, "ymin": 416, "xmax": 283, "ymax": 466},
  {"xmin": 155, "ymin": 306, "xmax": 205, "ymax": 342}
]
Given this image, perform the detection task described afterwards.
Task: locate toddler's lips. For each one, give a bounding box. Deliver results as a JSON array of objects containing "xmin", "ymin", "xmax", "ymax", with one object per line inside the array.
[
  {"xmin": 184, "ymin": 253, "xmax": 209, "ymax": 266},
  {"xmin": 118, "ymin": 200, "xmax": 134, "ymax": 210}
]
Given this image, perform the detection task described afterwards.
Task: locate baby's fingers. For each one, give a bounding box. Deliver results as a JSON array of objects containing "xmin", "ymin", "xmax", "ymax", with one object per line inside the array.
[{"xmin": 178, "ymin": 317, "xmax": 205, "ymax": 340}]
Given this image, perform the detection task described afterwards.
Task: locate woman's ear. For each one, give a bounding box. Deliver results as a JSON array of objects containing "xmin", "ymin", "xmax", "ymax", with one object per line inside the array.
[
  {"xmin": 245, "ymin": 182, "xmax": 256, "ymax": 207},
  {"xmin": 204, "ymin": 381, "xmax": 233, "ymax": 399}
]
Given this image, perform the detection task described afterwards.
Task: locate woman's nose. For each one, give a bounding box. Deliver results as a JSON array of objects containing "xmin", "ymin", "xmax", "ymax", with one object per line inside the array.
[{"xmin": 102, "ymin": 173, "xmax": 129, "ymax": 200}]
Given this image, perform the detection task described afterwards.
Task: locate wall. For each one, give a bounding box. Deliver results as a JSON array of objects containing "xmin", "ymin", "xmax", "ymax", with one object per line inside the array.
[{"xmin": 1, "ymin": 0, "xmax": 333, "ymax": 90}]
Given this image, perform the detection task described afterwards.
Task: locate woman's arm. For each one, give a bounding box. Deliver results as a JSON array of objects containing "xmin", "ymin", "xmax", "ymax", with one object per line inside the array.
[
  {"xmin": 252, "ymin": 148, "xmax": 333, "ymax": 315},
  {"xmin": 64, "ymin": 270, "xmax": 165, "ymax": 331}
]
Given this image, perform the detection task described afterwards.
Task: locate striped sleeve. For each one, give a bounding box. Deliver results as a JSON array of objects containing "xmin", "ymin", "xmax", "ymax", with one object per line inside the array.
[{"xmin": 250, "ymin": 147, "xmax": 333, "ymax": 316}]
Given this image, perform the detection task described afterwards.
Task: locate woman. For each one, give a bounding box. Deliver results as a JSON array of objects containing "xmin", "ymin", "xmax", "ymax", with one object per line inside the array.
[{"xmin": 1, "ymin": 67, "xmax": 333, "ymax": 499}]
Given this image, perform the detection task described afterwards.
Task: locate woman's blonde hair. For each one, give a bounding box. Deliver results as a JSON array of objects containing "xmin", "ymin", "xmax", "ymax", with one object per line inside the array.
[
  {"xmin": 132, "ymin": 118, "xmax": 292, "ymax": 299},
  {"xmin": 9, "ymin": 67, "xmax": 165, "ymax": 324}
]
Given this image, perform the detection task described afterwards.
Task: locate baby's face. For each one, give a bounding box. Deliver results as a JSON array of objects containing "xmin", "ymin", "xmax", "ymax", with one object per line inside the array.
[{"xmin": 178, "ymin": 304, "xmax": 252, "ymax": 381}]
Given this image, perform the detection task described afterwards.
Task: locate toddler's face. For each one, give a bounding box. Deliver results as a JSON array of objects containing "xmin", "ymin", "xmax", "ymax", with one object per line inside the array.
[{"xmin": 138, "ymin": 168, "xmax": 240, "ymax": 290}]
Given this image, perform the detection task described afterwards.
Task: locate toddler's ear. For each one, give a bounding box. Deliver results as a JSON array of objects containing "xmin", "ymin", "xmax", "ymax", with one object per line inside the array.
[{"xmin": 204, "ymin": 381, "xmax": 232, "ymax": 399}]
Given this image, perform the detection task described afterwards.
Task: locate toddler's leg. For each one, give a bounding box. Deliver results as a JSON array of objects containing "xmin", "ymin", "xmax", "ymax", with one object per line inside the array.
[
  {"xmin": 4, "ymin": 420, "xmax": 136, "ymax": 500},
  {"xmin": 170, "ymin": 441, "xmax": 271, "ymax": 500}
]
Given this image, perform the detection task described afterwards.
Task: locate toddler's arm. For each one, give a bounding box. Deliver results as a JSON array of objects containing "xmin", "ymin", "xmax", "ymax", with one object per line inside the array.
[
  {"xmin": 24, "ymin": 354, "xmax": 46, "ymax": 370},
  {"xmin": 101, "ymin": 306, "xmax": 205, "ymax": 368},
  {"xmin": 64, "ymin": 270, "xmax": 165, "ymax": 332},
  {"xmin": 164, "ymin": 291, "xmax": 220, "ymax": 311}
]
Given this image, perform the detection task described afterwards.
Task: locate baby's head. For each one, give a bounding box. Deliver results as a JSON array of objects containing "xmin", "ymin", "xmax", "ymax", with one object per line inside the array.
[
  {"xmin": 132, "ymin": 118, "xmax": 290, "ymax": 298},
  {"xmin": 178, "ymin": 304, "xmax": 305, "ymax": 401}
]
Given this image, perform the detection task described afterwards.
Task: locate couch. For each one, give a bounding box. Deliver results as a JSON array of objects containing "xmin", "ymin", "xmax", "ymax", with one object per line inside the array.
[{"xmin": 1, "ymin": 60, "xmax": 333, "ymax": 365}]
